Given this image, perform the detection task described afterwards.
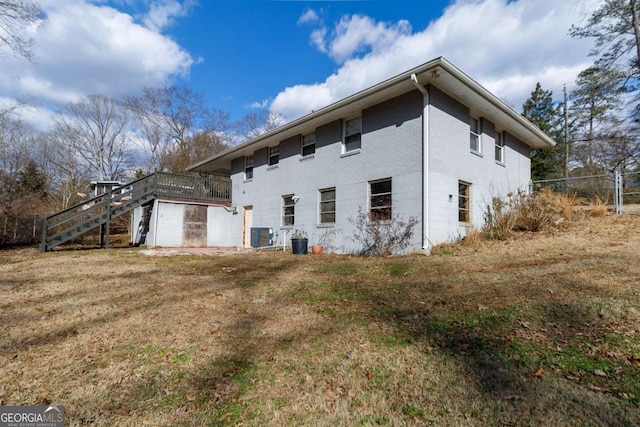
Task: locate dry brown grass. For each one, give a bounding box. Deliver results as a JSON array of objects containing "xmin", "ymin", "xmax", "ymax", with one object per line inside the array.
[
  {"xmin": 587, "ymin": 197, "xmax": 609, "ymax": 218},
  {"xmin": 1, "ymin": 214, "xmax": 640, "ymax": 426}
]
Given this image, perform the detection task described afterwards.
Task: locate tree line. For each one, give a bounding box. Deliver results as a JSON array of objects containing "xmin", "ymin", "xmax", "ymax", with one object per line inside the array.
[
  {"xmin": 525, "ymin": 0, "xmax": 640, "ymax": 181},
  {"xmin": 0, "ymin": 85, "xmax": 281, "ymax": 244}
]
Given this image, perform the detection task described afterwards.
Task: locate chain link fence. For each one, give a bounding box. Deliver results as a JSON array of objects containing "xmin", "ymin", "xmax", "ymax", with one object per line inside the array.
[
  {"xmin": 621, "ymin": 172, "xmax": 640, "ymax": 208},
  {"xmin": 532, "ymin": 171, "xmax": 640, "ymax": 214},
  {"xmin": 1, "ymin": 211, "xmax": 132, "ymax": 247},
  {"xmin": 0, "ymin": 212, "xmax": 47, "ymax": 246}
]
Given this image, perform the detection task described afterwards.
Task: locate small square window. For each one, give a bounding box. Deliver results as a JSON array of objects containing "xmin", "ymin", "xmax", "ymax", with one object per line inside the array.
[
  {"xmin": 319, "ymin": 188, "xmax": 336, "ymax": 224},
  {"xmin": 458, "ymin": 181, "xmax": 471, "ymax": 223},
  {"xmin": 470, "ymin": 117, "xmax": 481, "ymax": 153},
  {"xmin": 344, "ymin": 116, "xmax": 362, "ymax": 153},
  {"xmin": 245, "ymin": 155, "xmax": 254, "ymax": 180},
  {"xmin": 495, "ymin": 131, "xmax": 505, "ymax": 163},
  {"xmin": 369, "ymin": 178, "xmax": 391, "ymax": 221},
  {"xmin": 301, "ymin": 133, "xmax": 315, "ymax": 157},
  {"xmin": 268, "ymin": 145, "xmax": 279, "ymax": 166},
  {"xmin": 282, "ymin": 194, "xmax": 295, "ymax": 226}
]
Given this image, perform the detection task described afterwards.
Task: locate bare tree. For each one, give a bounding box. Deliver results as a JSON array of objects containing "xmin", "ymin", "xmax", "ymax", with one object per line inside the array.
[
  {"xmin": 0, "ymin": 1, "xmax": 43, "ymax": 61},
  {"xmin": 126, "ymin": 95, "xmax": 172, "ymax": 173},
  {"xmin": 53, "ymin": 94, "xmax": 132, "ymax": 181},
  {"xmin": 164, "ymin": 129, "xmax": 230, "ymax": 172},
  {"xmin": 234, "ymin": 109, "xmax": 284, "ymax": 142},
  {"xmin": 126, "ymin": 86, "xmax": 231, "ymax": 173},
  {"xmin": 0, "ymin": 115, "xmax": 48, "ymax": 242},
  {"xmin": 43, "ymin": 130, "xmax": 91, "ymax": 209}
]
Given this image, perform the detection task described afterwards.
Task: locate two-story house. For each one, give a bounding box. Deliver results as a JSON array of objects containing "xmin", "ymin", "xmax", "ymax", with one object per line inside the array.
[{"xmin": 138, "ymin": 57, "xmax": 555, "ymax": 253}]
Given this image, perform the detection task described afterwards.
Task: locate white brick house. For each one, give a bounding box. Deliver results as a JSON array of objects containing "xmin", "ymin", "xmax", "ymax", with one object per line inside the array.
[{"xmin": 140, "ymin": 57, "xmax": 555, "ymax": 253}]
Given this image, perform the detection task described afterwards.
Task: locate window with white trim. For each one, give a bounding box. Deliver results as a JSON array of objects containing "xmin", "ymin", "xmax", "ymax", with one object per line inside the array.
[
  {"xmin": 301, "ymin": 133, "xmax": 315, "ymax": 157},
  {"xmin": 458, "ymin": 181, "xmax": 471, "ymax": 223},
  {"xmin": 495, "ymin": 131, "xmax": 505, "ymax": 163},
  {"xmin": 343, "ymin": 116, "xmax": 362, "ymax": 153},
  {"xmin": 470, "ymin": 116, "xmax": 481, "ymax": 153},
  {"xmin": 282, "ymin": 195, "xmax": 295, "ymax": 226},
  {"xmin": 319, "ymin": 187, "xmax": 336, "ymax": 224},
  {"xmin": 268, "ymin": 145, "xmax": 279, "ymax": 166},
  {"xmin": 244, "ymin": 154, "xmax": 254, "ymax": 180},
  {"xmin": 369, "ymin": 178, "xmax": 392, "ymax": 221}
]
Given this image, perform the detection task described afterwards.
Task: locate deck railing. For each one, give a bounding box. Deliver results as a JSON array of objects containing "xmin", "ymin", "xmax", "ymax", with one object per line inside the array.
[{"xmin": 154, "ymin": 172, "xmax": 232, "ymax": 202}]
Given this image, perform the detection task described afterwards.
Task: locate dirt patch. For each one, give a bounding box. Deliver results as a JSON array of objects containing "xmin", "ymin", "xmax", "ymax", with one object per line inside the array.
[{"xmin": 139, "ymin": 246, "xmax": 255, "ymax": 256}]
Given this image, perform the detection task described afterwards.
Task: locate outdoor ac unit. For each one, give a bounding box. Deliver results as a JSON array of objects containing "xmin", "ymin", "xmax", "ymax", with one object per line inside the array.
[{"xmin": 250, "ymin": 227, "xmax": 273, "ymax": 248}]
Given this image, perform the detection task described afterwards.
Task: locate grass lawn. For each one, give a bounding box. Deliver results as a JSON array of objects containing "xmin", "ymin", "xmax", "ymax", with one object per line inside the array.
[{"xmin": 1, "ymin": 214, "xmax": 639, "ymax": 426}]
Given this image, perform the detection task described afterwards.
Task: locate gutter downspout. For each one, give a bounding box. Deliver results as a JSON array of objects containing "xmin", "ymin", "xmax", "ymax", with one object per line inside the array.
[
  {"xmin": 411, "ymin": 73, "xmax": 430, "ymax": 252},
  {"xmin": 151, "ymin": 199, "xmax": 159, "ymax": 247}
]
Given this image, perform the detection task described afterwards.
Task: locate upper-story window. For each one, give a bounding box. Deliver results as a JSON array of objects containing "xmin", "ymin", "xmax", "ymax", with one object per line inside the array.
[
  {"xmin": 244, "ymin": 154, "xmax": 254, "ymax": 180},
  {"xmin": 343, "ymin": 116, "xmax": 362, "ymax": 153},
  {"xmin": 268, "ymin": 145, "xmax": 279, "ymax": 166},
  {"xmin": 495, "ymin": 131, "xmax": 505, "ymax": 163},
  {"xmin": 470, "ymin": 116, "xmax": 481, "ymax": 153},
  {"xmin": 301, "ymin": 133, "xmax": 315, "ymax": 157}
]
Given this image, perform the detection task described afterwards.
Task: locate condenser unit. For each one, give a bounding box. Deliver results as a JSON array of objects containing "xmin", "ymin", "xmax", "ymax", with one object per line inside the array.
[{"xmin": 250, "ymin": 227, "xmax": 274, "ymax": 248}]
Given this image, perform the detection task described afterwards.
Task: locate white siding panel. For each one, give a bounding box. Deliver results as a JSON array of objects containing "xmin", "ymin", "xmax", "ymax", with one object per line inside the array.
[
  {"xmin": 207, "ymin": 206, "xmax": 237, "ymax": 247},
  {"xmin": 154, "ymin": 202, "xmax": 184, "ymax": 247}
]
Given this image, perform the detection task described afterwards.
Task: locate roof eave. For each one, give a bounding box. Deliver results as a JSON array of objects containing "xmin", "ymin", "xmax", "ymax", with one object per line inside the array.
[{"xmin": 188, "ymin": 56, "xmax": 555, "ymax": 174}]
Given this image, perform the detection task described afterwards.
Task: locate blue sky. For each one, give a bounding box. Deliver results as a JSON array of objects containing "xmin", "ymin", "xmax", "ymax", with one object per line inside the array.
[
  {"xmin": 0, "ymin": 0, "xmax": 599, "ymax": 130},
  {"xmin": 169, "ymin": 0, "xmax": 450, "ymax": 117}
]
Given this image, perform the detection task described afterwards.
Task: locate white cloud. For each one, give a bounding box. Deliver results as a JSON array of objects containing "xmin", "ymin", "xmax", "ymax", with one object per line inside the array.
[
  {"xmin": 328, "ymin": 15, "xmax": 412, "ymax": 63},
  {"xmin": 142, "ymin": 0, "xmax": 196, "ymax": 32},
  {"xmin": 310, "ymin": 27, "xmax": 328, "ymax": 54},
  {"xmin": 298, "ymin": 8, "xmax": 320, "ymax": 25},
  {"xmin": 272, "ymin": 0, "xmax": 600, "ymax": 123},
  {"xmin": 0, "ymin": 0, "xmax": 194, "ymax": 129},
  {"xmin": 247, "ymin": 99, "xmax": 270, "ymax": 110}
]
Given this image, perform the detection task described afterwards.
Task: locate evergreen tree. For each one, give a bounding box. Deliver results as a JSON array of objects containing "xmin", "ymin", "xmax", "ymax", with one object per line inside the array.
[
  {"xmin": 18, "ymin": 159, "xmax": 47, "ymax": 198},
  {"xmin": 522, "ymin": 83, "xmax": 565, "ymax": 180},
  {"xmin": 570, "ymin": 65, "xmax": 627, "ymax": 173},
  {"xmin": 570, "ymin": 0, "xmax": 640, "ymax": 76}
]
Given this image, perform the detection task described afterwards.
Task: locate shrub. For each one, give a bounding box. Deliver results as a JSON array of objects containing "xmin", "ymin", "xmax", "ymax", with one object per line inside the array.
[
  {"xmin": 587, "ymin": 197, "xmax": 608, "ymax": 218},
  {"xmin": 515, "ymin": 188, "xmax": 561, "ymax": 232},
  {"xmin": 482, "ymin": 188, "xmax": 563, "ymax": 239},
  {"xmin": 482, "ymin": 195, "xmax": 519, "ymax": 240},
  {"xmin": 348, "ymin": 207, "xmax": 418, "ymax": 256},
  {"xmin": 462, "ymin": 228, "xmax": 483, "ymax": 244},
  {"xmin": 555, "ymin": 191, "xmax": 584, "ymax": 221}
]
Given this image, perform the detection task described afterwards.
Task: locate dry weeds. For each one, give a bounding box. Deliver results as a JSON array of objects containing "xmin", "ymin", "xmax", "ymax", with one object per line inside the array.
[{"xmin": 1, "ymin": 214, "xmax": 639, "ymax": 426}]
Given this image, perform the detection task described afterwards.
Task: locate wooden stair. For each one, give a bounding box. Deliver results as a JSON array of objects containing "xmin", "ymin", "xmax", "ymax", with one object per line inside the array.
[{"xmin": 40, "ymin": 172, "xmax": 231, "ymax": 251}]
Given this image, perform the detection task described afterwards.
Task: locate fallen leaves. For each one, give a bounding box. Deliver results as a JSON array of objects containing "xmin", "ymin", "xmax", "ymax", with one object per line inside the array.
[
  {"xmin": 588, "ymin": 384, "xmax": 610, "ymax": 393},
  {"xmin": 210, "ymin": 321, "xmax": 222, "ymax": 334},
  {"xmin": 593, "ymin": 369, "xmax": 607, "ymax": 377},
  {"xmin": 628, "ymin": 355, "xmax": 640, "ymax": 366},
  {"xmin": 530, "ymin": 367, "xmax": 545, "ymax": 379}
]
